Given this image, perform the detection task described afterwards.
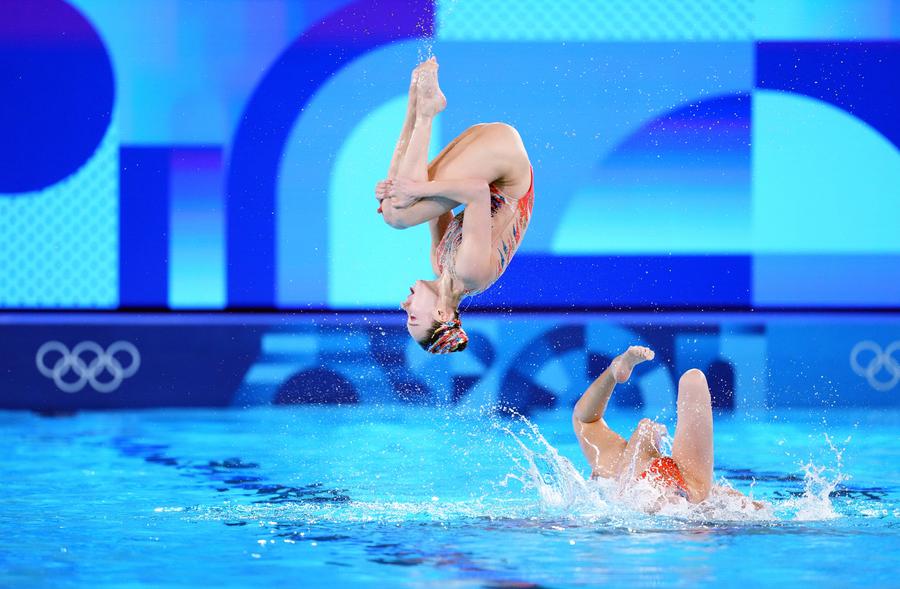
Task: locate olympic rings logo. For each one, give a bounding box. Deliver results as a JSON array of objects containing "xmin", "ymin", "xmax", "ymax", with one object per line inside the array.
[
  {"xmin": 35, "ymin": 341, "xmax": 141, "ymax": 393},
  {"xmin": 849, "ymin": 340, "xmax": 900, "ymax": 392}
]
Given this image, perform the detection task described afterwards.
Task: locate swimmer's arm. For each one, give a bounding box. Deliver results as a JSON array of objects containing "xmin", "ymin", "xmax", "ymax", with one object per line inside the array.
[
  {"xmin": 379, "ymin": 177, "xmax": 489, "ymax": 229},
  {"xmin": 409, "ymin": 178, "xmax": 490, "ymax": 205},
  {"xmin": 380, "ymin": 195, "xmax": 458, "ymax": 230}
]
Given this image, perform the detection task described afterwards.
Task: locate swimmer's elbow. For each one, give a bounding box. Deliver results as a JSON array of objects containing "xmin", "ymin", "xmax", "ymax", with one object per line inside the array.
[
  {"xmin": 382, "ymin": 208, "xmax": 411, "ymax": 230},
  {"xmin": 387, "ymin": 218, "xmax": 411, "ymax": 230},
  {"xmin": 456, "ymin": 266, "xmax": 492, "ymax": 289},
  {"xmin": 468, "ymin": 180, "xmax": 491, "ymax": 204},
  {"xmin": 454, "ymin": 179, "xmax": 490, "ymax": 205},
  {"xmin": 454, "ymin": 250, "xmax": 492, "ymax": 288}
]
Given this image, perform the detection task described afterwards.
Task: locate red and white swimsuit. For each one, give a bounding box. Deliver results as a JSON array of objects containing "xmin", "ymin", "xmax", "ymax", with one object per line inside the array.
[{"xmin": 434, "ymin": 168, "xmax": 535, "ymax": 296}]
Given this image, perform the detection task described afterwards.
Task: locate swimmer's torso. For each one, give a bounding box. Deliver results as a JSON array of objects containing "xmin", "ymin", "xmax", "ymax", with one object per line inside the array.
[{"xmin": 434, "ymin": 169, "xmax": 534, "ymax": 295}]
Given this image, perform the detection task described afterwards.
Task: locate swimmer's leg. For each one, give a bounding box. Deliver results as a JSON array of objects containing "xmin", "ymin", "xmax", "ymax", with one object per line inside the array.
[
  {"xmin": 672, "ymin": 369, "xmax": 714, "ymax": 502},
  {"xmin": 386, "ymin": 59, "xmax": 458, "ymax": 179},
  {"xmin": 380, "ymin": 59, "xmax": 459, "ymax": 229},
  {"xmin": 386, "ymin": 62, "xmax": 420, "ymax": 179},
  {"xmin": 572, "ymin": 365, "xmax": 623, "ymax": 478},
  {"xmin": 397, "ymin": 57, "xmax": 445, "ymax": 181},
  {"xmin": 573, "ymin": 346, "xmax": 654, "ymax": 478}
]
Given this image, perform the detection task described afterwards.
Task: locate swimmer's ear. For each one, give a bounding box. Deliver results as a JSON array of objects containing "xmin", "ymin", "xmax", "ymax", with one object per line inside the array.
[{"xmin": 432, "ymin": 307, "xmax": 446, "ymax": 323}]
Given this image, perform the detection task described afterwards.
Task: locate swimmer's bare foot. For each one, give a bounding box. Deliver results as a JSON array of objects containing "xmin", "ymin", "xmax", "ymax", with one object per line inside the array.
[
  {"xmin": 406, "ymin": 59, "xmax": 433, "ymax": 117},
  {"xmin": 416, "ymin": 57, "xmax": 446, "ymax": 118},
  {"xmin": 611, "ymin": 346, "xmax": 655, "ymax": 384}
]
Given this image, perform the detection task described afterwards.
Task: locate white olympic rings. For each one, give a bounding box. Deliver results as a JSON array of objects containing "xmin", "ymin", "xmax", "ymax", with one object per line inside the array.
[
  {"xmin": 849, "ymin": 340, "xmax": 900, "ymax": 392},
  {"xmin": 35, "ymin": 340, "xmax": 141, "ymax": 393}
]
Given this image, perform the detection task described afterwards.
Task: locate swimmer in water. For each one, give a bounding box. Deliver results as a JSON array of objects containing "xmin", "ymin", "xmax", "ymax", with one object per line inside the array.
[
  {"xmin": 573, "ymin": 346, "xmax": 763, "ymax": 508},
  {"xmin": 376, "ymin": 57, "xmax": 534, "ymax": 354}
]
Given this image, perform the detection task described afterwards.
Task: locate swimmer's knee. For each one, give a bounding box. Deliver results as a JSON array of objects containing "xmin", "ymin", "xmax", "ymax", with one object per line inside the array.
[
  {"xmin": 687, "ymin": 480, "xmax": 712, "ymax": 504},
  {"xmin": 635, "ymin": 418, "xmax": 659, "ymax": 438},
  {"xmin": 478, "ymin": 121, "xmax": 517, "ymax": 133},
  {"xmin": 679, "ymin": 368, "xmax": 707, "ymax": 387},
  {"xmin": 477, "ymin": 122, "xmax": 522, "ymax": 144},
  {"xmin": 495, "ymin": 122, "xmax": 520, "ymax": 135}
]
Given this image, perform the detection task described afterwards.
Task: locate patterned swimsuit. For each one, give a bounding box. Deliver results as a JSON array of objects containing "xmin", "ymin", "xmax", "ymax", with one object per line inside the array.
[{"xmin": 435, "ymin": 168, "xmax": 535, "ymax": 296}]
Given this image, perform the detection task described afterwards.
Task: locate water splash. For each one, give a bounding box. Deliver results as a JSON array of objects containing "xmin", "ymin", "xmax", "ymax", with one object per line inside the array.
[
  {"xmin": 492, "ymin": 406, "xmax": 602, "ymax": 514},
  {"xmin": 784, "ymin": 462, "xmax": 845, "ymax": 521},
  {"xmin": 416, "ymin": 0, "xmax": 460, "ymax": 62},
  {"xmin": 775, "ymin": 432, "xmax": 850, "ymax": 521},
  {"xmin": 417, "ymin": 35, "xmax": 433, "ymax": 63},
  {"xmin": 491, "ymin": 408, "xmax": 847, "ymax": 525}
]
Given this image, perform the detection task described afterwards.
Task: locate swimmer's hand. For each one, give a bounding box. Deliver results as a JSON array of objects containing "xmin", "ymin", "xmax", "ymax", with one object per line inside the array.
[
  {"xmin": 375, "ymin": 179, "xmax": 391, "ymax": 213},
  {"xmin": 385, "ymin": 176, "xmax": 423, "ymax": 209},
  {"xmin": 375, "ymin": 179, "xmax": 391, "ymax": 201}
]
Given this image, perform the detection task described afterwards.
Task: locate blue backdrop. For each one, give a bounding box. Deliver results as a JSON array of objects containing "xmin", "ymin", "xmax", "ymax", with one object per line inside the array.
[{"xmin": 1, "ymin": 0, "xmax": 899, "ymax": 310}]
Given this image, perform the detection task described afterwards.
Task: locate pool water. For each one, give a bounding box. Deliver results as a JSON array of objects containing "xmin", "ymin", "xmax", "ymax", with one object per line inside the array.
[{"xmin": 1, "ymin": 406, "xmax": 898, "ymax": 588}]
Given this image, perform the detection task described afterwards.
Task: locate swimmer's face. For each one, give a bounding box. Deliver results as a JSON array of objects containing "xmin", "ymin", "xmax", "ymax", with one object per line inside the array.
[{"xmin": 401, "ymin": 280, "xmax": 438, "ymax": 342}]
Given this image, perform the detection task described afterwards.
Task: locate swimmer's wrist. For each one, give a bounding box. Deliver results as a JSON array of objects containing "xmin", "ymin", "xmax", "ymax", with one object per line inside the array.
[{"xmin": 410, "ymin": 180, "xmax": 429, "ymax": 199}]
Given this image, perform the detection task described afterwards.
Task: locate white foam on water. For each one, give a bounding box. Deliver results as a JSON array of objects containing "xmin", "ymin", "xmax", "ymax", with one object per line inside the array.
[
  {"xmin": 490, "ymin": 408, "xmax": 846, "ymax": 526},
  {"xmin": 778, "ymin": 462, "xmax": 845, "ymax": 521},
  {"xmin": 774, "ymin": 432, "xmax": 850, "ymax": 521}
]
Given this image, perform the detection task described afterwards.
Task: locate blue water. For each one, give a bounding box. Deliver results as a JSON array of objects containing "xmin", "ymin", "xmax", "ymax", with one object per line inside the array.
[{"xmin": 1, "ymin": 406, "xmax": 897, "ymax": 588}]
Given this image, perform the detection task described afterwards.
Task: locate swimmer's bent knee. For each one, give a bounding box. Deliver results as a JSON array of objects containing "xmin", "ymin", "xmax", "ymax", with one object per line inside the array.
[
  {"xmin": 679, "ymin": 368, "xmax": 707, "ymax": 387},
  {"xmin": 478, "ymin": 122, "xmax": 524, "ymax": 146},
  {"xmin": 688, "ymin": 481, "xmax": 712, "ymax": 504},
  {"xmin": 635, "ymin": 418, "xmax": 663, "ymax": 441},
  {"xmin": 479, "ymin": 121, "xmax": 518, "ymax": 134}
]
